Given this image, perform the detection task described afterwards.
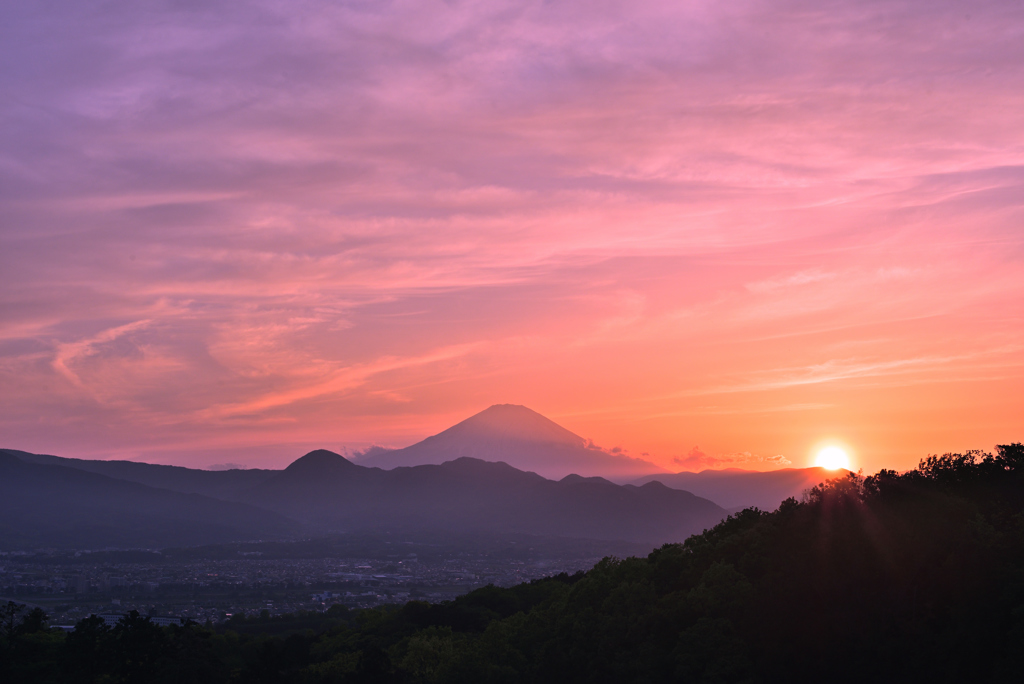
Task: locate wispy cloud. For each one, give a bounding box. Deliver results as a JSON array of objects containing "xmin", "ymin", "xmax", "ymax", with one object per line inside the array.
[
  {"xmin": 704, "ymin": 347, "xmax": 1024, "ymax": 395},
  {"xmin": 52, "ymin": 320, "xmax": 154, "ymax": 390},
  {"xmin": 202, "ymin": 343, "xmax": 481, "ymax": 419},
  {"xmin": 674, "ymin": 446, "xmax": 792, "ymax": 471},
  {"xmin": 0, "ymin": 0, "xmax": 1022, "ymax": 470}
]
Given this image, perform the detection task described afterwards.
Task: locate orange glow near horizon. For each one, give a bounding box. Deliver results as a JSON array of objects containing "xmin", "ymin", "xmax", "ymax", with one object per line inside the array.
[
  {"xmin": 1, "ymin": 2, "xmax": 1023, "ymax": 474},
  {"xmin": 814, "ymin": 447, "xmax": 852, "ymax": 471}
]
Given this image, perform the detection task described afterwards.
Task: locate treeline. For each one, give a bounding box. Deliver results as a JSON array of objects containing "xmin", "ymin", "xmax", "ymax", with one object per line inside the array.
[{"xmin": 3, "ymin": 443, "xmax": 1024, "ymax": 683}]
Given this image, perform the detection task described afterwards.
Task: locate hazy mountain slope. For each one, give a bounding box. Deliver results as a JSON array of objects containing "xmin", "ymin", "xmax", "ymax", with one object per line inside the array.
[
  {"xmin": 634, "ymin": 467, "xmax": 845, "ymax": 511},
  {"xmin": 1, "ymin": 448, "xmax": 275, "ymax": 499},
  {"xmin": 242, "ymin": 450, "xmax": 727, "ymax": 544},
  {"xmin": 1, "ymin": 446, "xmax": 726, "ymax": 548},
  {"xmin": 358, "ymin": 404, "xmax": 666, "ymax": 481},
  {"xmin": 0, "ymin": 451, "xmax": 300, "ymax": 549}
]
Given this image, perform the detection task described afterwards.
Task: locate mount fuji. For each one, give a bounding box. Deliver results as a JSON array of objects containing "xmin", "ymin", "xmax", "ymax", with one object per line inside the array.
[{"xmin": 357, "ymin": 404, "xmax": 667, "ymax": 481}]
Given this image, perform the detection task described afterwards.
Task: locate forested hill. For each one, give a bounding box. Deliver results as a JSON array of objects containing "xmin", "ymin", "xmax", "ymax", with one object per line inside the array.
[{"xmin": 4, "ymin": 443, "xmax": 1024, "ymax": 684}]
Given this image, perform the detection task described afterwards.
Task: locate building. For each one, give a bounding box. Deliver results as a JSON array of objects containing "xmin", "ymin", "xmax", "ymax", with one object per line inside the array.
[{"xmin": 95, "ymin": 613, "xmax": 186, "ymax": 628}]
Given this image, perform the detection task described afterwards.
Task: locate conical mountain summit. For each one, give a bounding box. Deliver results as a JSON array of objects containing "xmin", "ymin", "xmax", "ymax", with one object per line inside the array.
[
  {"xmin": 283, "ymin": 449, "xmax": 359, "ymax": 476},
  {"xmin": 358, "ymin": 404, "xmax": 666, "ymax": 481}
]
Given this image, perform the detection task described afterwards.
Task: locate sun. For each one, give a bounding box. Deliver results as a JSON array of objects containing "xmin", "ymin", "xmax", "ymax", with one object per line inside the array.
[{"xmin": 815, "ymin": 446, "xmax": 851, "ymax": 470}]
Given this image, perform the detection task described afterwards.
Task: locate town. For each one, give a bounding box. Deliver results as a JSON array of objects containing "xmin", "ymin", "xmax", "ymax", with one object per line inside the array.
[{"xmin": 0, "ymin": 533, "xmax": 643, "ymax": 627}]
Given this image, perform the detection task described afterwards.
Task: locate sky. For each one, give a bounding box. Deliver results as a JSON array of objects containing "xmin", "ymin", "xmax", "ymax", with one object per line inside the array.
[{"xmin": 1, "ymin": 0, "xmax": 1023, "ymax": 474}]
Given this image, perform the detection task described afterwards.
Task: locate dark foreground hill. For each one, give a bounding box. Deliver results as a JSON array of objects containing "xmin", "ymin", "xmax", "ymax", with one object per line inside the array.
[
  {"xmin": 0, "ymin": 452, "xmax": 298, "ymax": 549},
  {"xmin": 358, "ymin": 404, "xmax": 666, "ymax": 480},
  {"xmin": 4, "ymin": 443, "xmax": 1022, "ymax": 684}
]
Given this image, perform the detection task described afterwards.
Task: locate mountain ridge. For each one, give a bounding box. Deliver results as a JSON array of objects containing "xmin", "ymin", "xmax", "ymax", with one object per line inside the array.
[
  {"xmin": 358, "ymin": 404, "xmax": 667, "ymax": 481},
  {"xmin": 1, "ymin": 447, "xmax": 728, "ymax": 549},
  {"xmin": 635, "ymin": 466, "xmax": 847, "ymax": 511},
  {"xmin": 2, "ymin": 448, "xmax": 276, "ymax": 499},
  {"xmin": 233, "ymin": 452, "xmax": 724, "ymax": 544},
  {"xmin": 0, "ymin": 451, "xmax": 300, "ymax": 549}
]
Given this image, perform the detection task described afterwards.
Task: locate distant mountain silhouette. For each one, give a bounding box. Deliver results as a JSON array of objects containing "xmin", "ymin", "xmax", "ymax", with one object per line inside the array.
[
  {"xmin": 0, "ymin": 451, "xmax": 298, "ymax": 549},
  {"xmin": 358, "ymin": 404, "xmax": 667, "ymax": 481},
  {"xmin": 3, "ymin": 448, "xmax": 275, "ymax": 498},
  {"xmin": 239, "ymin": 450, "xmax": 725, "ymax": 544},
  {"xmin": 282, "ymin": 448, "xmax": 361, "ymax": 477},
  {"xmin": 1, "ymin": 446, "xmax": 726, "ymax": 549},
  {"xmin": 634, "ymin": 466, "xmax": 846, "ymax": 511}
]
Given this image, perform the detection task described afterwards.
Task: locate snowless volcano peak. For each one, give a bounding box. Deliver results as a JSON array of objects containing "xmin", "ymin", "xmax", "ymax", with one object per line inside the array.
[
  {"xmin": 441, "ymin": 404, "xmax": 586, "ymax": 446},
  {"xmin": 358, "ymin": 404, "xmax": 666, "ymax": 482}
]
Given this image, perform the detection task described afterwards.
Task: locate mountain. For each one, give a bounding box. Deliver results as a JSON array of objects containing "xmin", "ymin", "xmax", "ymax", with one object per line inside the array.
[
  {"xmin": 0, "ymin": 451, "xmax": 300, "ymax": 549},
  {"xmin": 1, "ymin": 448, "xmax": 276, "ymax": 499},
  {"xmin": 634, "ymin": 466, "xmax": 846, "ymax": 511},
  {"xmin": 1, "ymin": 446, "xmax": 726, "ymax": 549},
  {"xmin": 239, "ymin": 450, "xmax": 726, "ymax": 544},
  {"xmin": 7, "ymin": 446, "xmax": 1024, "ymax": 682},
  {"xmin": 358, "ymin": 404, "xmax": 667, "ymax": 481}
]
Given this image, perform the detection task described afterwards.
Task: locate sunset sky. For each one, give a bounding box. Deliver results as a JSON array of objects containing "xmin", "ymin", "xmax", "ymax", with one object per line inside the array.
[{"xmin": 2, "ymin": 0, "xmax": 1022, "ymax": 473}]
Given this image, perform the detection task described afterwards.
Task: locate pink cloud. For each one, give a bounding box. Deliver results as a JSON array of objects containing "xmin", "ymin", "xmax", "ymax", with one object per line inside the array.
[
  {"xmin": 674, "ymin": 447, "xmax": 793, "ymax": 471},
  {"xmin": 0, "ymin": 0, "xmax": 1022, "ymax": 471}
]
